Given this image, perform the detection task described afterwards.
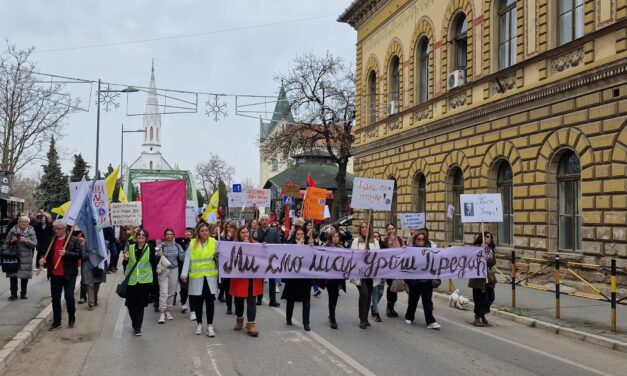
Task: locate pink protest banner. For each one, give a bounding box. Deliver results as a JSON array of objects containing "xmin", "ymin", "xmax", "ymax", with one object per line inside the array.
[{"xmin": 140, "ymin": 179, "xmax": 186, "ymax": 240}]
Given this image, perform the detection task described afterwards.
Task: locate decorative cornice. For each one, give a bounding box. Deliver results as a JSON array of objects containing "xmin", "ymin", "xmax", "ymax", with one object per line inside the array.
[
  {"xmin": 551, "ymin": 48, "xmax": 584, "ymax": 74},
  {"xmin": 493, "ymin": 74, "xmax": 516, "ymax": 94},
  {"xmin": 449, "ymin": 93, "xmax": 467, "ymax": 110},
  {"xmin": 337, "ymin": 0, "xmax": 389, "ymax": 29}
]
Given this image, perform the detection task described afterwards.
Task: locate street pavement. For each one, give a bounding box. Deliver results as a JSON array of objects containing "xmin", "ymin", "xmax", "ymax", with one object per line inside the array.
[{"xmin": 5, "ymin": 272, "xmax": 627, "ymax": 376}]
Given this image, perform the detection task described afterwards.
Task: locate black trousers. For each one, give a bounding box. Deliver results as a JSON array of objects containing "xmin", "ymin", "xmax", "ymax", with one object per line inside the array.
[
  {"xmin": 127, "ymin": 305, "xmax": 145, "ymax": 331},
  {"xmin": 190, "ymin": 278, "xmax": 215, "ymax": 325},
  {"xmin": 108, "ymin": 242, "xmax": 119, "ymax": 271},
  {"xmin": 234, "ymin": 280, "xmax": 257, "ymax": 321},
  {"xmin": 10, "ymin": 277, "xmax": 28, "ymax": 297},
  {"xmin": 357, "ymin": 279, "xmax": 373, "ymax": 322},
  {"xmin": 257, "ymin": 279, "xmax": 277, "ymax": 304},
  {"xmin": 473, "ymin": 286, "xmax": 495, "ymax": 316},
  {"xmin": 405, "ymin": 282, "xmax": 436, "ymax": 325},
  {"xmin": 286, "ymin": 299, "xmax": 310, "ymax": 326},
  {"xmin": 219, "ymin": 278, "xmax": 232, "ymax": 309},
  {"xmin": 50, "ymin": 276, "xmax": 76, "ymax": 325},
  {"xmin": 385, "ymin": 279, "xmax": 397, "ymax": 309},
  {"xmin": 177, "ymin": 265, "xmax": 189, "ymax": 306},
  {"xmin": 326, "ymin": 281, "xmax": 341, "ymax": 321}
]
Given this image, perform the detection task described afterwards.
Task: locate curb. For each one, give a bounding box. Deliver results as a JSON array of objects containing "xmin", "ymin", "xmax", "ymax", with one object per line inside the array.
[{"xmin": 433, "ymin": 291, "xmax": 627, "ymax": 354}]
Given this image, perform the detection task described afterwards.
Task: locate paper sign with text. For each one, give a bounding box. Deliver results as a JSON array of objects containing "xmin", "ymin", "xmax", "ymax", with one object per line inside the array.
[
  {"xmin": 110, "ymin": 202, "xmax": 142, "ymax": 226},
  {"xmin": 303, "ymin": 187, "xmax": 327, "ymax": 220},
  {"xmin": 350, "ymin": 177, "xmax": 395, "ymax": 211},
  {"xmin": 460, "ymin": 193, "xmax": 503, "ymax": 223},
  {"xmin": 399, "ymin": 213, "xmax": 426, "ymax": 230},
  {"xmin": 228, "ymin": 189, "xmax": 271, "ymax": 208},
  {"xmin": 70, "ymin": 180, "xmax": 111, "ymax": 228}
]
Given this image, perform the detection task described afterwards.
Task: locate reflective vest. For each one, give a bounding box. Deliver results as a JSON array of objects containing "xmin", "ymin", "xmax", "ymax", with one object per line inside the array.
[
  {"xmin": 188, "ymin": 238, "xmax": 218, "ymax": 279},
  {"xmin": 126, "ymin": 244, "xmax": 153, "ymax": 285}
]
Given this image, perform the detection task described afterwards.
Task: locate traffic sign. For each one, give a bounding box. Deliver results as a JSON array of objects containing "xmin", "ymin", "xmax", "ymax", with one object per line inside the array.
[
  {"xmin": 232, "ymin": 184, "xmax": 242, "ymax": 193},
  {"xmin": 283, "ymin": 196, "xmax": 294, "ymax": 205}
]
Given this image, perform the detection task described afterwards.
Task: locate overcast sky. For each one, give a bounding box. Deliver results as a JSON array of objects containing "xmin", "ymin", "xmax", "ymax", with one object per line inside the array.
[{"xmin": 0, "ymin": 0, "xmax": 355, "ymax": 185}]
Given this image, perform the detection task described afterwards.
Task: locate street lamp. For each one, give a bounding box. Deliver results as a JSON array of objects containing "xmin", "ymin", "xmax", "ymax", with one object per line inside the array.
[
  {"xmin": 95, "ymin": 79, "xmax": 139, "ymax": 179},
  {"xmin": 120, "ymin": 123, "xmax": 144, "ymax": 178}
]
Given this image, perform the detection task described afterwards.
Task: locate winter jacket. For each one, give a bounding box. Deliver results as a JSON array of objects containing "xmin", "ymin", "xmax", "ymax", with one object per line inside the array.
[{"xmin": 2, "ymin": 225, "xmax": 37, "ymax": 279}]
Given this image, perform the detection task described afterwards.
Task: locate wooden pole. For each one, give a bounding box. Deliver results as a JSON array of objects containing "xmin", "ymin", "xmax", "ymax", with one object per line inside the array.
[
  {"xmin": 36, "ymin": 236, "xmax": 56, "ymax": 276},
  {"xmin": 364, "ymin": 209, "xmax": 372, "ymax": 250},
  {"xmin": 53, "ymin": 224, "xmax": 77, "ymax": 270},
  {"xmin": 481, "ymin": 222, "xmax": 485, "ymax": 245}
]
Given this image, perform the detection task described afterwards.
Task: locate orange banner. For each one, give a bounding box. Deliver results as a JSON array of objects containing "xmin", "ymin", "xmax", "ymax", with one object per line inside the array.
[{"xmin": 302, "ymin": 187, "xmax": 327, "ymax": 220}]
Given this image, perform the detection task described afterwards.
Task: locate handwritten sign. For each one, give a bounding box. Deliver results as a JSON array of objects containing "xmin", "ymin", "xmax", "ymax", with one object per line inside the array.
[
  {"xmin": 460, "ymin": 193, "xmax": 503, "ymax": 223},
  {"xmin": 399, "ymin": 213, "xmax": 426, "ymax": 230},
  {"xmin": 110, "ymin": 202, "xmax": 142, "ymax": 226},
  {"xmin": 228, "ymin": 189, "xmax": 271, "ymax": 208},
  {"xmin": 217, "ymin": 242, "xmax": 487, "ymax": 280},
  {"xmin": 282, "ymin": 182, "xmax": 300, "ymax": 198},
  {"xmin": 186, "ymin": 207, "xmax": 197, "ymax": 228},
  {"xmin": 70, "ymin": 180, "xmax": 111, "ymax": 228},
  {"xmin": 350, "ymin": 177, "xmax": 395, "ymax": 211},
  {"xmin": 303, "ymin": 187, "xmax": 327, "ymax": 220}
]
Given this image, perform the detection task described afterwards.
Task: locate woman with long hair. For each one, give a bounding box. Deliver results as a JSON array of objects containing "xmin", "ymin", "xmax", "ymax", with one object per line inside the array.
[
  {"xmin": 156, "ymin": 228, "xmax": 185, "ymax": 323},
  {"xmin": 350, "ymin": 221, "xmax": 380, "ymax": 329},
  {"xmin": 281, "ymin": 227, "xmax": 312, "ymax": 331},
  {"xmin": 218, "ymin": 221, "xmax": 236, "ymax": 314},
  {"xmin": 324, "ymin": 230, "xmax": 346, "ymax": 329},
  {"xmin": 180, "ymin": 223, "xmax": 219, "ymax": 337},
  {"xmin": 406, "ymin": 229, "xmax": 441, "ymax": 330},
  {"xmin": 230, "ymin": 226, "xmax": 263, "ymax": 337},
  {"xmin": 123, "ymin": 229, "xmax": 155, "ymax": 336},
  {"xmin": 470, "ymin": 232, "xmax": 497, "ymax": 327}
]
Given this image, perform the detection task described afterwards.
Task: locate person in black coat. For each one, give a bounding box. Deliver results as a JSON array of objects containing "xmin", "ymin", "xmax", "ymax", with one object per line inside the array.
[
  {"xmin": 281, "ymin": 228, "xmax": 312, "ymax": 331},
  {"xmin": 323, "ymin": 230, "xmax": 347, "ymax": 329},
  {"xmin": 254, "ymin": 215, "xmax": 281, "ymax": 307},
  {"xmin": 34, "ymin": 214, "xmax": 54, "ymax": 268}
]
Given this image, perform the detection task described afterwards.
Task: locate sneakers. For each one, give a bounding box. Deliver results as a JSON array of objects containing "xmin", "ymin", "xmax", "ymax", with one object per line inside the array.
[
  {"xmin": 427, "ymin": 322, "xmax": 441, "ymax": 330},
  {"xmin": 313, "ymin": 290, "xmax": 321, "ymax": 298},
  {"xmin": 275, "ymin": 286, "xmax": 281, "ymax": 293},
  {"xmin": 165, "ymin": 311, "xmax": 174, "ymax": 320},
  {"xmin": 207, "ymin": 325, "xmax": 216, "ymax": 337},
  {"xmin": 8, "ymin": 296, "xmax": 17, "ymax": 301},
  {"xmin": 133, "ymin": 329, "xmax": 143, "ymax": 336},
  {"xmin": 269, "ymin": 302, "xmax": 280, "ymax": 308},
  {"xmin": 69, "ymin": 316, "xmax": 76, "ymax": 328},
  {"xmin": 386, "ymin": 308, "xmax": 399, "ymax": 318},
  {"xmin": 372, "ymin": 312, "xmax": 382, "ymax": 322},
  {"xmin": 195, "ymin": 324, "xmax": 202, "ymax": 335},
  {"xmin": 158, "ymin": 313, "xmax": 166, "ymax": 324},
  {"xmin": 405, "ymin": 319, "xmax": 412, "ymax": 325},
  {"xmin": 190, "ymin": 312, "xmax": 197, "ymax": 321},
  {"xmin": 49, "ymin": 323, "xmax": 62, "ymax": 331},
  {"xmin": 181, "ymin": 303, "xmax": 188, "ymax": 313}
]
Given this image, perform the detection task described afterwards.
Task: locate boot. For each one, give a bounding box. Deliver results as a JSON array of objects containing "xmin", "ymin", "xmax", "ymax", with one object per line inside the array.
[
  {"xmin": 480, "ymin": 315, "xmax": 492, "ymax": 327},
  {"xmin": 234, "ymin": 317, "xmax": 244, "ymax": 331},
  {"xmin": 473, "ymin": 315, "xmax": 485, "ymax": 327},
  {"xmin": 246, "ymin": 322, "xmax": 259, "ymax": 337}
]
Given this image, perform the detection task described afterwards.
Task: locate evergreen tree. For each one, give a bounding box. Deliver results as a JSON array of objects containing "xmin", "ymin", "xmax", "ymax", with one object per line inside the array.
[
  {"xmin": 105, "ymin": 163, "xmax": 114, "ymax": 177},
  {"xmin": 69, "ymin": 153, "xmax": 90, "ymax": 182},
  {"xmin": 218, "ymin": 179, "xmax": 228, "ymax": 215},
  {"xmin": 34, "ymin": 137, "xmax": 69, "ymax": 211}
]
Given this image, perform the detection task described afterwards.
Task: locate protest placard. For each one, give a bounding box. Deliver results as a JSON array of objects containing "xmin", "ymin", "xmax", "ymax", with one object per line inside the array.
[
  {"xmin": 110, "ymin": 202, "xmax": 143, "ymax": 226},
  {"xmin": 399, "ymin": 213, "xmax": 425, "ymax": 230},
  {"xmin": 70, "ymin": 180, "xmax": 111, "ymax": 228},
  {"xmin": 228, "ymin": 189, "xmax": 271, "ymax": 208},
  {"xmin": 350, "ymin": 177, "xmax": 395, "ymax": 211},
  {"xmin": 460, "ymin": 193, "xmax": 503, "ymax": 223},
  {"xmin": 186, "ymin": 207, "xmax": 197, "ymax": 228},
  {"xmin": 303, "ymin": 187, "xmax": 327, "ymax": 220}
]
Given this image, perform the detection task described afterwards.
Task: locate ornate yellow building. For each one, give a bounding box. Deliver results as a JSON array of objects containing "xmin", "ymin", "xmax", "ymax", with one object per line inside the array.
[{"xmin": 339, "ymin": 0, "xmax": 626, "ymax": 270}]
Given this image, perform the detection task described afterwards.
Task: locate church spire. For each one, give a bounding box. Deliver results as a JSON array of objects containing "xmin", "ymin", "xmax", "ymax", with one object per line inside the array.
[{"xmin": 142, "ymin": 61, "xmax": 161, "ymax": 149}]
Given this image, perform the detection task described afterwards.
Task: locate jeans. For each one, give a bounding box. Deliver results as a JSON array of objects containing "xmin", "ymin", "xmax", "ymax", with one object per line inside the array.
[
  {"xmin": 326, "ymin": 281, "xmax": 341, "ymax": 321},
  {"xmin": 50, "ymin": 276, "xmax": 76, "ymax": 325},
  {"xmin": 405, "ymin": 281, "xmax": 436, "ymax": 325},
  {"xmin": 190, "ymin": 278, "xmax": 215, "ymax": 325},
  {"xmin": 158, "ymin": 268, "xmax": 179, "ymax": 312},
  {"xmin": 357, "ymin": 279, "xmax": 373, "ymax": 322},
  {"xmin": 370, "ymin": 280, "xmax": 384, "ymax": 313},
  {"xmin": 234, "ymin": 280, "xmax": 256, "ymax": 321},
  {"xmin": 9, "ymin": 277, "xmax": 28, "ymax": 297}
]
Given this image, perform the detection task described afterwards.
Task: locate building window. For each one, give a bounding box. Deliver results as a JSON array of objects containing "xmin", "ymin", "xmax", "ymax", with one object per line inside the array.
[
  {"xmin": 557, "ymin": 150, "xmax": 581, "ymax": 251},
  {"xmin": 558, "ymin": 0, "xmax": 584, "ymax": 46},
  {"xmin": 271, "ymin": 159, "xmax": 278, "ymax": 172},
  {"xmin": 388, "ymin": 177, "xmax": 398, "ymax": 225},
  {"xmin": 149, "ymin": 161, "xmax": 153, "ymax": 170},
  {"xmin": 414, "ymin": 173, "xmax": 426, "ymax": 214},
  {"xmin": 150, "ymin": 127, "xmax": 154, "ymax": 141},
  {"xmin": 498, "ymin": 0, "xmax": 517, "ymax": 69},
  {"xmin": 416, "ymin": 37, "xmax": 429, "ymax": 104},
  {"xmin": 496, "ymin": 161, "xmax": 513, "ymax": 245},
  {"xmin": 448, "ymin": 167, "xmax": 464, "ymax": 242},
  {"xmin": 453, "ymin": 14, "xmax": 468, "ymax": 73},
  {"xmin": 367, "ymin": 70, "xmax": 377, "ymax": 125},
  {"xmin": 388, "ymin": 56, "xmax": 400, "ymax": 107}
]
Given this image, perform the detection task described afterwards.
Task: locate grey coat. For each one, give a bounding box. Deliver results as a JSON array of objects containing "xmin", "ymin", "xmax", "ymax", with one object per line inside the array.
[
  {"xmin": 2, "ymin": 225, "xmax": 37, "ymax": 279},
  {"xmin": 81, "ymin": 247, "xmax": 107, "ymax": 285}
]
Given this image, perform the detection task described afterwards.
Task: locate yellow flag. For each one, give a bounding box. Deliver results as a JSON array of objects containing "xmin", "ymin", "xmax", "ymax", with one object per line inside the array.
[
  {"xmin": 118, "ymin": 187, "xmax": 129, "ymax": 203},
  {"xmin": 51, "ymin": 201, "xmax": 71, "ymax": 216},
  {"xmin": 202, "ymin": 191, "xmax": 219, "ymax": 223},
  {"xmin": 105, "ymin": 165, "xmax": 120, "ymax": 199}
]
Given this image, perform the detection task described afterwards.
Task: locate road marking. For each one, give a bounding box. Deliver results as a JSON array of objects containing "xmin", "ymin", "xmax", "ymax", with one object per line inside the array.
[
  {"xmin": 112, "ymin": 303, "xmax": 126, "ymax": 338},
  {"xmin": 267, "ymin": 300, "xmax": 376, "ymax": 376},
  {"xmin": 206, "ymin": 344, "xmax": 223, "ymax": 376},
  {"xmin": 398, "ymin": 301, "xmax": 615, "ymax": 376},
  {"xmin": 192, "ymin": 356, "xmax": 204, "ymax": 376}
]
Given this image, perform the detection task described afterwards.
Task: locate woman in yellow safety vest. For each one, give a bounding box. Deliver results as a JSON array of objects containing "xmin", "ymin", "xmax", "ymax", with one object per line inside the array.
[
  {"xmin": 181, "ymin": 222, "xmax": 219, "ymax": 337},
  {"xmin": 123, "ymin": 229, "xmax": 155, "ymax": 336}
]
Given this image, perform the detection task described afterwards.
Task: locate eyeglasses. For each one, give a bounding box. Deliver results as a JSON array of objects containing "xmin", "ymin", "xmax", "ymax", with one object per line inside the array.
[
  {"xmin": 416, "ymin": 237, "xmax": 426, "ymax": 241},
  {"xmin": 137, "ymin": 233, "xmax": 147, "ymax": 237},
  {"xmin": 485, "ymin": 235, "xmax": 492, "ymax": 238}
]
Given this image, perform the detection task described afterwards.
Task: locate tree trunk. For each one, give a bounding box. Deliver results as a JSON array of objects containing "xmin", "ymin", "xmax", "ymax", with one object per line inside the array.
[{"xmin": 333, "ymin": 160, "xmax": 349, "ymax": 221}]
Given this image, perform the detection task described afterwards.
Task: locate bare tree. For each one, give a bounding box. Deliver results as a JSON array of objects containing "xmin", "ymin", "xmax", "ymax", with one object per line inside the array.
[
  {"xmin": 241, "ymin": 177, "xmax": 257, "ymax": 191},
  {"xmin": 259, "ymin": 52, "xmax": 355, "ymax": 218},
  {"xmin": 0, "ymin": 43, "xmax": 78, "ymax": 173},
  {"xmin": 195, "ymin": 153, "xmax": 235, "ymax": 200},
  {"xmin": 12, "ymin": 173, "xmax": 40, "ymax": 211}
]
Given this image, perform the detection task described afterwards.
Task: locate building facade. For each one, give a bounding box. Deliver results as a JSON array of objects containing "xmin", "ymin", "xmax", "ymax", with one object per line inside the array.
[{"xmin": 339, "ymin": 0, "xmax": 626, "ymax": 271}]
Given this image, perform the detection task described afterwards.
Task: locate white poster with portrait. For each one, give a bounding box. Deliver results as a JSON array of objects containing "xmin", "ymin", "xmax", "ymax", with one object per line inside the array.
[{"xmin": 460, "ymin": 194, "xmax": 503, "ymax": 223}]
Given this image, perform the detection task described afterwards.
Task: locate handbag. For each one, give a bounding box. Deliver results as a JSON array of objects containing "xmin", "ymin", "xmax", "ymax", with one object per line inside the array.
[
  {"xmin": 431, "ymin": 279, "xmax": 442, "ymax": 289},
  {"xmin": 390, "ymin": 279, "xmax": 408, "ymax": 293},
  {"xmin": 156, "ymin": 255, "xmax": 171, "ymax": 274},
  {"xmin": 116, "ymin": 245, "xmax": 149, "ymax": 299},
  {"xmin": 487, "ymin": 269, "xmax": 497, "ymax": 286},
  {"xmin": 1, "ymin": 245, "xmax": 19, "ymax": 274}
]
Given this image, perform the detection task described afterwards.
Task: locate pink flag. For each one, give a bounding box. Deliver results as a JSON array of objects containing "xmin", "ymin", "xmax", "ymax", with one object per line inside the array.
[{"xmin": 140, "ymin": 179, "xmax": 186, "ymax": 240}]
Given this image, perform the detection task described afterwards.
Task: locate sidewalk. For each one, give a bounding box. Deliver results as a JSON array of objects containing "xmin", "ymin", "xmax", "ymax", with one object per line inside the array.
[{"xmin": 449, "ymin": 280, "xmax": 627, "ymax": 343}]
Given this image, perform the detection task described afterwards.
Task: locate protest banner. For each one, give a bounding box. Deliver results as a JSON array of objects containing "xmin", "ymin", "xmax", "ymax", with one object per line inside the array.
[
  {"xmin": 460, "ymin": 193, "xmax": 503, "ymax": 223},
  {"xmin": 228, "ymin": 189, "xmax": 271, "ymax": 208},
  {"xmin": 186, "ymin": 206, "xmax": 197, "ymax": 228},
  {"xmin": 302, "ymin": 187, "xmax": 327, "ymax": 220},
  {"xmin": 217, "ymin": 242, "xmax": 487, "ymax": 280},
  {"xmin": 350, "ymin": 177, "xmax": 395, "ymax": 211},
  {"xmin": 141, "ymin": 179, "xmax": 186, "ymax": 240},
  {"xmin": 399, "ymin": 213, "xmax": 425, "ymax": 230},
  {"xmin": 70, "ymin": 180, "xmax": 111, "ymax": 228},
  {"xmin": 110, "ymin": 202, "xmax": 143, "ymax": 226}
]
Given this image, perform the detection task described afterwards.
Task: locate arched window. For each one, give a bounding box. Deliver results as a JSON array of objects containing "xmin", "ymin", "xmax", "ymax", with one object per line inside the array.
[
  {"xmin": 498, "ymin": 0, "xmax": 517, "ymax": 69},
  {"xmin": 416, "ymin": 37, "xmax": 430, "ymax": 104},
  {"xmin": 453, "ymin": 14, "xmax": 468, "ymax": 73},
  {"xmin": 271, "ymin": 159, "xmax": 278, "ymax": 172},
  {"xmin": 367, "ymin": 70, "xmax": 377, "ymax": 125},
  {"xmin": 496, "ymin": 160, "xmax": 513, "ymax": 245},
  {"xmin": 150, "ymin": 127, "xmax": 154, "ymax": 141},
  {"xmin": 149, "ymin": 160, "xmax": 153, "ymax": 170},
  {"xmin": 388, "ymin": 56, "xmax": 400, "ymax": 110},
  {"xmin": 156, "ymin": 128, "xmax": 159, "ymax": 142},
  {"xmin": 448, "ymin": 167, "xmax": 464, "ymax": 242},
  {"xmin": 557, "ymin": 150, "xmax": 581, "ymax": 251},
  {"xmin": 558, "ymin": 0, "xmax": 584, "ymax": 46},
  {"xmin": 414, "ymin": 173, "xmax": 427, "ymax": 214}
]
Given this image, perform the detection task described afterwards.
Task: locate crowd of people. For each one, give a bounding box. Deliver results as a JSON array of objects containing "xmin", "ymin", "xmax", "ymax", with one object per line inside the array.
[{"xmin": 0, "ymin": 211, "xmax": 498, "ymax": 338}]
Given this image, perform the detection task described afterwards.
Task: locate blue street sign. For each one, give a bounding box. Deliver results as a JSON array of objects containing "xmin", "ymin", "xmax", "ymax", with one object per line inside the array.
[
  {"xmin": 283, "ymin": 196, "xmax": 294, "ymax": 205},
  {"xmin": 232, "ymin": 184, "xmax": 242, "ymax": 193}
]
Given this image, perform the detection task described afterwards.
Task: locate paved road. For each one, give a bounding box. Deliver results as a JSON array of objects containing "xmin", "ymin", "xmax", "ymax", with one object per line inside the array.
[{"xmin": 6, "ymin": 273, "xmax": 627, "ymax": 376}]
